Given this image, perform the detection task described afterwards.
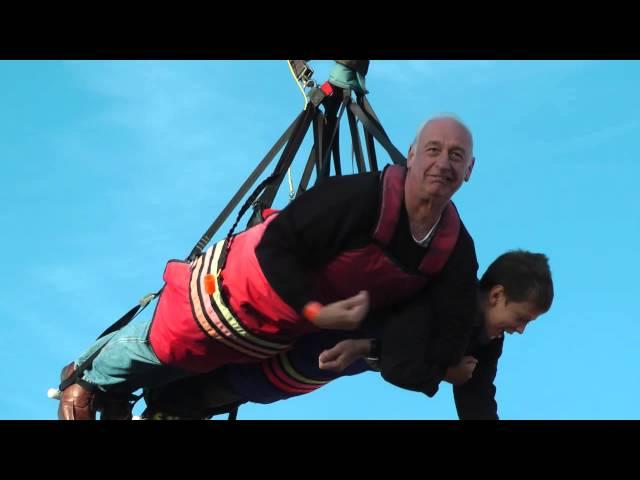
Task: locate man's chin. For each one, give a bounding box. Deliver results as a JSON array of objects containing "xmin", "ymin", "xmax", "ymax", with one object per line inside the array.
[{"xmin": 423, "ymin": 186, "xmax": 452, "ymax": 199}]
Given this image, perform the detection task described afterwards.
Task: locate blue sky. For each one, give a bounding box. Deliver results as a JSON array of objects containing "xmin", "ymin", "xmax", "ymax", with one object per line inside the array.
[{"xmin": 1, "ymin": 60, "xmax": 638, "ymax": 420}]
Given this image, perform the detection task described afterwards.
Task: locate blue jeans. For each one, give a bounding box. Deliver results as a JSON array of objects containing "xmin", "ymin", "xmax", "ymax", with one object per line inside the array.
[{"xmin": 76, "ymin": 317, "xmax": 188, "ymax": 393}]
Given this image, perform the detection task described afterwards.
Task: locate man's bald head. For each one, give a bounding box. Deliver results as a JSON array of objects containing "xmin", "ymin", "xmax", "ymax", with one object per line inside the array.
[{"xmin": 412, "ymin": 115, "xmax": 473, "ymax": 158}]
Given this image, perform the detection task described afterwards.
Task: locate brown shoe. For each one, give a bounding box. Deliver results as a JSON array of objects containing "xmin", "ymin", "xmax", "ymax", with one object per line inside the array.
[
  {"xmin": 58, "ymin": 382, "xmax": 97, "ymax": 420},
  {"xmin": 60, "ymin": 362, "xmax": 76, "ymax": 384},
  {"xmin": 57, "ymin": 362, "xmax": 133, "ymax": 420},
  {"xmin": 57, "ymin": 362, "xmax": 99, "ymax": 420}
]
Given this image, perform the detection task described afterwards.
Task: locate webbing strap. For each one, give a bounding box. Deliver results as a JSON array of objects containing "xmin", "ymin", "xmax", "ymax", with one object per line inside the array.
[
  {"xmin": 358, "ymin": 95, "xmax": 379, "ymax": 172},
  {"xmin": 249, "ymin": 104, "xmax": 316, "ymax": 218},
  {"xmin": 187, "ymin": 111, "xmax": 304, "ymax": 262},
  {"xmin": 349, "ymin": 101, "xmax": 407, "ymax": 166},
  {"xmin": 346, "ymin": 104, "xmax": 367, "ymax": 174}
]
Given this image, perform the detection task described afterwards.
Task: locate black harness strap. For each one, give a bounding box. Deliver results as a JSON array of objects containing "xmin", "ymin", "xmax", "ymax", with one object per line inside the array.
[
  {"xmin": 187, "ymin": 110, "xmax": 304, "ymax": 262},
  {"xmin": 296, "ymin": 111, "xmax": 325, "ymax": 198},
  {"xmin": 357, "ymin": 95, "xmax": 379, "ymax": 172},
  {"xmin": 331, "ymin": 123, "xmax": 342, "ymax": 177},
  {"xmin": 250, "ymin": 103, "xmax": 316, "ymax": 219},
  {"xmin": 313, "ymin": 108, "xmax": 325, "ymax": 178},
  {"xmin": 346, "ymin": 103, "xmax": 367, "ymax": 174},
  {"xmin": 320, "ymin": 91, "xmax": 349, "ymax": 180},
  {"xmin": 348, "ymin": 101, "xmax": 407, "ymax": 166}
]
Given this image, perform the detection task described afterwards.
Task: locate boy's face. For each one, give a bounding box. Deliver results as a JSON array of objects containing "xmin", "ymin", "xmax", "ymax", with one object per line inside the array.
[{"xmin": 484, "ymin": 286, "xmax": 543, "ymax": 340}]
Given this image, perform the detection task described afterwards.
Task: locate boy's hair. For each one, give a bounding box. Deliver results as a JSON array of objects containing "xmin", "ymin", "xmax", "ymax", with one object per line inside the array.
[{"xmin": 479, "ymin": 250, "xmax": 554, "ymax": 312}]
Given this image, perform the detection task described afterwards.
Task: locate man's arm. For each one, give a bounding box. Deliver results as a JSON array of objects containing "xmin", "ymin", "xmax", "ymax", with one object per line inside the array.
[
  {"xmin": 377, "ymin": 294, "xmax": 449, "ymax": 397},
  {"xmin": 376, "ymin": 227, "xmax": 479, "ymax": 397},
  {"xmin": 453, "ymin": 337, "xmax": 504, "ymax": 420},
  {"xmin": 255, "ymin": 173, "xmax": 380, "ymax": 314},
  {"xmin": 426, "ymin": 226, "xmax": 479, "ymax": 370}
]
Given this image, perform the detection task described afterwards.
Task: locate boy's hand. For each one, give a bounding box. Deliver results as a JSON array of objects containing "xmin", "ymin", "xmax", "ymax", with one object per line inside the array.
[
  {"xmin": 318, "ymin": 338, "xmax": 372, "ymax": 372},
  {"xmin": 443, "ymin": 356, "xmax": 478, "ymax": 386}
]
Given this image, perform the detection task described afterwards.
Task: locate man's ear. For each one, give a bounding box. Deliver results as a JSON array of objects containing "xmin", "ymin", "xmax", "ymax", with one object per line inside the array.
[
  {"xmin": 407, "ymin": 144, "xmax": 415, "ymax": 168},
  {"xmin": 464, "ymin": 156, "xmax": 475, "ymax": 182}
]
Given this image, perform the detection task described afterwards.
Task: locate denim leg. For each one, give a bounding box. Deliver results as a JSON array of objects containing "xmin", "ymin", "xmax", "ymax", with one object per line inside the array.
[
  {"xmin": 74, "ymin": 331, "xmax": 118, "ymax": 368},
  {"xmin": 81, "ymin": 318, "xmax": 189, "ymax": 393}
]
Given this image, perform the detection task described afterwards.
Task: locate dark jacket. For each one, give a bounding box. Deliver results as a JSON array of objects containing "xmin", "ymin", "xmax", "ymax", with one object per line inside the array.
[{"xmin": 379, "ymin": 286, "xmax": 503, "ymax": 419}]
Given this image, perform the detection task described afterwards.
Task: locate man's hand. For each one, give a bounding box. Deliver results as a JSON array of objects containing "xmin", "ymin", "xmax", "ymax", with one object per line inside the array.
[
  {"xmin": 443, "ymin": 356, "xmax": 478, "ymax": 386},
  {"xmin": 309, "ymin": 291, "xmax": 370, "ymax": 331},
  {"xmin": 318, "ymin": 338, "xmax": 373, "ymax": 372}
]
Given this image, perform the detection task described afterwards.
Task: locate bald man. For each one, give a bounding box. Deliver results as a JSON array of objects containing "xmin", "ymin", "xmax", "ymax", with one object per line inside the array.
[{"xmin": 57, "ymin": 115, "xmax": 480, "ymax": 420}]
